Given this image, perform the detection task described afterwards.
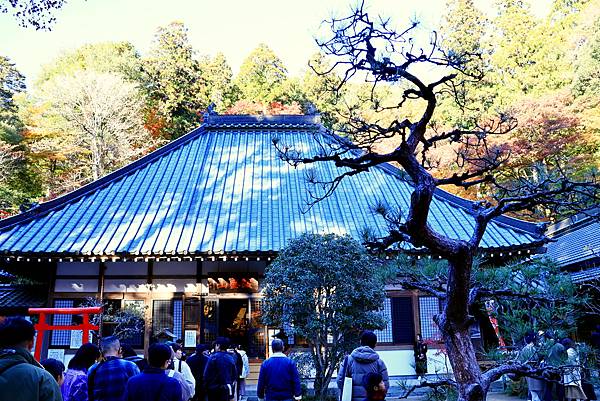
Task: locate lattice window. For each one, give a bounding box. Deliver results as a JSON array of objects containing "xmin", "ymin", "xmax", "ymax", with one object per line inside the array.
[
  {"xmin": 248, "ymin": 300, "xmax": 265, "ymax": 359},
  {"xmin": 419, "ymin": 296, "xmax": 441, "ymax": 341},
  {"xmin": 202, "ymin": 299, "xmax": 217, "ymax": 344},
  {"xmin": 173, "ymin": 300, "xmax": 183, "ymax": 340},
  {"xmin": 152, "ymin": 300, "xmax": 174, "ymax": 338},
  {"xmin": 374, "ymin": 298, "xmax": 393, "ymax": 343},
  {"xmin": 123, "ymin": 300, "xmax": 145, "ymax": 348},
  {"xmin": 51, "ymin": 299, "xmax": 74, "ymax": 346},
  {"xmin": 184, "ymin": 298, "xmax": 201, "ymax": 325}
]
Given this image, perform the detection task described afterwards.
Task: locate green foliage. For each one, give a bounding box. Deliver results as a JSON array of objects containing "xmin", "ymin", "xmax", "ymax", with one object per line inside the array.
[
  {"xmin": 573, "ymin": 14, "xmax": 600, "ymax": 98},
  {"xmin": 0, "ymin": 56, "xmax": 26, "ymax": 127},
  {"xmin": 300, "ymin": 53, "xmax": 344, "ymax": 128},
  {"xmin": 396, "ymin": 256, "xmax": 590, "ymax": 346},
  {"xmin": 141, "ymin": 21, "xmax": 206, "ymax": 139},
  {"xmin": 262, "ymin": 233, "xmax": 393, "ymax": 399},
  {"xmin": 0, "ymin": 56, "xmax": 40, "ymax": 213},
  {"xmin": 37, "ymin": 42, "xmax": 142, "ymax": 85},
  {"xmin": 476, "ymin": 259, "xmax": 584, "ymax": 343},
  {"xmin": 200, "ymin": 53, "xmax": 236, "ymax": 113},
  {"xmin": 235, "ymin": 43, "xmax": 288, "ymax": 105},
  {"xmin": 438, "ymin": 0, "xmax": 491, "ymax": 126},
  {"xmin": 82, "ymin": 297, "xmax": 147, "ymax": 342}
]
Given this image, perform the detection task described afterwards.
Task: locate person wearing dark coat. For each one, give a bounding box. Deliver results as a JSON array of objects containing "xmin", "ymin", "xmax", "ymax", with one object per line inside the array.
[
  {"xmin": 204, "ymin": 337, "xmax": 238, "ymax": 401},
  {"xmin": 125, "ymin": 343, "xmax": 182, "ymax": 401},
  {"xmin": 62, "ymin": 342, "xmax": 101, "ymax": 401},
  {"xmin": 0, "ymin": 317, "xmax": 62, "ymax": 401},
  {"xmin": 121, "ymin": 344, "xmax": 149, "ymax": 372},
  {"xmin": 187, "ymin": 344, "xmax": 209, "ymax": 401},
  {"xmin": 542, "ymin": 334, "xmax": 565, "ymax": 401},
  {"xmin": 256, "ymin": 339, "xmax": 302, "ymax": 401},
  {"xmin": 519, "ymin": 333, "xmax": 545, "ymax": 401},
  {"xmin": 337, "ymin": 331, "xmax": 389, "ymax": 401}
]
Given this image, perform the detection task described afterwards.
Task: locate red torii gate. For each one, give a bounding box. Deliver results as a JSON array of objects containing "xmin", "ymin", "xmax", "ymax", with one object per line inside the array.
[{"xmin": 28, "ymin": 307, "xmax": 102, "ymax": 361}]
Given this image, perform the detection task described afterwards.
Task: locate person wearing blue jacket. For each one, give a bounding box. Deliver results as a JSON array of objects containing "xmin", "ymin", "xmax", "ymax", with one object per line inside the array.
[
  {"xmin": 257, "ymin": 339, "xmax": 302, "ymax": 401},
  {"xmin": 125, "ymin": 343, "xmax": 182, "ymax": 401},
  {"xmin": 204, "ymin": 337, "xmax": 238, "ymax": 401}
]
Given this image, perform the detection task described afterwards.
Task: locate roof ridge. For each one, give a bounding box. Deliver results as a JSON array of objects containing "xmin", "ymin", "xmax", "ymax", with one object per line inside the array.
[
  {"xmin": 204, "ymin": 114, "xmax": 321, "ymax": 127},
  {"xmin": 546, "ymin": 208, "xmax": 600, "ymax": 237}
]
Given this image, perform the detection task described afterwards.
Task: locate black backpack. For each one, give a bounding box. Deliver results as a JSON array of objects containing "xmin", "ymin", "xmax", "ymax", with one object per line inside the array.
[{"xmin": 233, "ymin": 350, "xmax": 243, "ymax": 377}]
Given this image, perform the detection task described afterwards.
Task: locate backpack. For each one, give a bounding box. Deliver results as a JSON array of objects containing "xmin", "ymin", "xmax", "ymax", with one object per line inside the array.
[{"xmin": 233, "ymin": 350, "xmax": 243, "ymax": 378}]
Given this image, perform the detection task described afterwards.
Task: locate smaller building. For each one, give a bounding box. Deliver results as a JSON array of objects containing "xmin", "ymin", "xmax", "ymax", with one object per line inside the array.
[
  {"xmin": 545, "ymin": 211, "xmax": 600, "ymax": 342},
  {"xmin": 0, "ymin": 283, "xmax": 47, "ymax": 318}
]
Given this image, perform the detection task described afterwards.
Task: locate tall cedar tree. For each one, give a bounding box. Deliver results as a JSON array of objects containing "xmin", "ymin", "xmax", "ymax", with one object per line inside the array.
[
  {"xmin": 234, "ymin": 43, "xmax": 288, "ymax": 108},
  {"xmin": 142, "ymin": 22, "xmax": 206, "ymax": 140}
]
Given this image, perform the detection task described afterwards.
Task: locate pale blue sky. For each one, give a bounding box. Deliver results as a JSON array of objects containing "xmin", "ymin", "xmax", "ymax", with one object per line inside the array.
[{"xmin": 0, "ymin": 0, "xmax": 551, "ymax": 86}]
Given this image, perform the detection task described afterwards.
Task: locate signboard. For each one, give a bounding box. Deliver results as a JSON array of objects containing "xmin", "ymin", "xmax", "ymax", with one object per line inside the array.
[
  {"xmin": 47, "ymin": 348, "xmax": 65, "ymax": 363},
  {"xmin": 70, "ymin": 330, "xmax": 83, "ymax": 349},
  {"xmin": 70, "ymin": 330, "xmax": 93, "ymax": 349},
  {"xmin": 184, "ymin": 330, "xmax": 197, "ymax": 348}
]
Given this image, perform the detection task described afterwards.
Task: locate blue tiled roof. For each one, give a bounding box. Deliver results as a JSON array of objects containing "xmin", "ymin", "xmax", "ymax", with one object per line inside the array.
[
  {"xmin": 0, "ymin": 284, "xmax": 47, "ymax": 311},
  {"xmin": 0, "ymin": 115, "xmax": 544, "ymax": 257},
  {"xmin": 545, "ymin": 213, "xmax": 600, "ymax": 268}
]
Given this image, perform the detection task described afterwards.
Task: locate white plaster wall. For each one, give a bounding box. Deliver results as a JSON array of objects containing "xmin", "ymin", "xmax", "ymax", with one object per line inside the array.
[
  {"xmin": 54, "ymin": 279, "xmax": 98, "ymax": 292},
  {"xmin": 301, "ymin": 349, "xmax": 452, "ymax": 379},
  {"xmin": 151, "ymin": 279, "xmax": 199, "ymax": 293},
  {"xmin": 104, "ymin": 279, "xmax": 149, "ymax": 293},
  {"xmin": 105, "ymin": 262, "xmax": 146, "ymax": 276},
  {"xmin": 378, "ymin": 349, "xmax": 452, "ymax": 376},
  {"xmin": 154, "ymin": 261, "xmax": 196, "ymax": 275},
  {"xmin": 56, "ymin": 262, "xmax": 99, "ymax": 276}
]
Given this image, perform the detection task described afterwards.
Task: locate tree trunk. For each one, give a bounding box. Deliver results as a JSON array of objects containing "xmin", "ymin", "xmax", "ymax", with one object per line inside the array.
[{"xmin": 440, "ymin": 254, "xmax": 487, "ymax": 401}]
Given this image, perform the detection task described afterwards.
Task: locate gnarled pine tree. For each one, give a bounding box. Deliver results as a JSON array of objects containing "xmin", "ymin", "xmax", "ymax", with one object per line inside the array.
[{"xmin": 274, "ymin": 4, "xmax": 600, "ymax": 401}]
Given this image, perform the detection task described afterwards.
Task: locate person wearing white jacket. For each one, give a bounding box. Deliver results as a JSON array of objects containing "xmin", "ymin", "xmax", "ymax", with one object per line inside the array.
[
  {"xmin": 233, "ymin": 345, "xmax": 250, "ymax": 400},
  {"xmin": 171, "ymin": 343, "xmax": 196, "ymax": 401}
]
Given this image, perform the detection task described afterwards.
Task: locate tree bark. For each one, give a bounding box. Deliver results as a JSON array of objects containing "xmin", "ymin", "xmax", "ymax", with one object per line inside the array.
[{"xmin": 439, "ymin": 254, "xmax": 487, "ymax": 401}]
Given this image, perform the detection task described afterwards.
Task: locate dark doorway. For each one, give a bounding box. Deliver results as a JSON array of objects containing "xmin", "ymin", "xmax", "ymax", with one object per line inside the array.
[{"xmin": 218, "ymin": 299, "xmax": 249, "ymax": 349}]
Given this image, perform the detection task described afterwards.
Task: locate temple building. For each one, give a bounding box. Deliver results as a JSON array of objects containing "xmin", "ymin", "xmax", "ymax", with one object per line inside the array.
[{"xmin": 0, "ymin": 114, "xmax": 546, "ymax": 375}]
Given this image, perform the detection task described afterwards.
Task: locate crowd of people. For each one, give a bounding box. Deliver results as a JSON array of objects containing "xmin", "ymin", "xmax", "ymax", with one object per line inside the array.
[
  {"xmin": 0, "ymin": 317, "xmax": 252, "ymax": 401},
  {"xmin": 0, "ymin": 316, "xmax": 390, "ymax": 401},
  {"xmin": 3, "ymin": 315, "xmax": 597, "ymax": 401},
  {"xmin": 517, "ymin": 331, "xmax": 597, "ymax": 401}
]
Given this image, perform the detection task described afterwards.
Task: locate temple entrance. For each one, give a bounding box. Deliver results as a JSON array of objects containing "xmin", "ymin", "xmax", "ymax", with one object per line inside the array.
[{"xmin": 218, "ymin": 299, "xmax": 249, "ymax": 350}]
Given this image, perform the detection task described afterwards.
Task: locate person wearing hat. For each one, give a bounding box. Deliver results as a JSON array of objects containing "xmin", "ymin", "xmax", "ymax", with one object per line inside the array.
[{"xmin": 204, "ymin": 337, "xmax": 238, "ymax": 401}]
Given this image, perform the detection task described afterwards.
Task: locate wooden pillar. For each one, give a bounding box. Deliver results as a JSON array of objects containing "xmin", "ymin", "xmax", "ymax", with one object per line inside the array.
[
  {"xmin": 143, "ymin": 260, "xmax": 154, "ymax": 355},
  {"xmin": 98, "ymin": 261, "xmax": 106, "ymax": 339}
]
